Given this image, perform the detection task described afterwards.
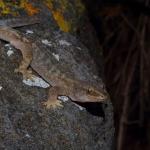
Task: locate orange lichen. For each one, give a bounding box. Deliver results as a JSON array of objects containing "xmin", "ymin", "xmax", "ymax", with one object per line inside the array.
[
  {"xmin": 20, "ymin": 0, "xmax": 39, "ymax": 16},
  {"xmin": 52, "ymin": 9, "xmax": 71, "ymax": 32},
  {"xmin": 45, "ymin": 0, "xmax": 53, "ymax": 10},
  {"xmin": 0, "ymin": 0, "xmax": 39, "ymax": 16},
  {"xmin": 45, "ymin": 0, "xmax": 71, "ymax": 32}
]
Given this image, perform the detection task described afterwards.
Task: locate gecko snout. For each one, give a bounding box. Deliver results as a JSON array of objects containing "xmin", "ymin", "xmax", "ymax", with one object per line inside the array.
[{"xmin": 87, "ymin": 87, "xmax": 109, "ymax": 102}]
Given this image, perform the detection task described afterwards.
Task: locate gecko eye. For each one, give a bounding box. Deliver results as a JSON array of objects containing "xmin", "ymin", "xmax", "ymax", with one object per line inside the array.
[
  {"xmin": 87, "ymin": 88, "xmax": 99, "ymax": 96},
  {"xmin": 87, "ymin": 88, "xmax": 93, "ymax": 93}
]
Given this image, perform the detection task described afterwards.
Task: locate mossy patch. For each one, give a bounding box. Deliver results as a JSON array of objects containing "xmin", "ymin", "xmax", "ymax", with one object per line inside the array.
[{"xmin": 0, "ymin": 0, "xmax": 39, "ymax": 16}]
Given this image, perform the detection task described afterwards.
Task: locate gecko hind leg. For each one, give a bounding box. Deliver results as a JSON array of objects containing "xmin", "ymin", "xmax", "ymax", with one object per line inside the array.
[
  {"xmin": 14, "ymin": 58, "xmax": 33, "ymax": 80},
  {"xmin": 42, "ymin": 86, "xmax": 63, "ymax": 109}
]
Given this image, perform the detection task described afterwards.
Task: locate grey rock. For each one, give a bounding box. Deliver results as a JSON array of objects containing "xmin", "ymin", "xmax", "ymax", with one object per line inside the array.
[{"xmin": 0, "ymin": 19, "xmax": 114, "ymax": 150}]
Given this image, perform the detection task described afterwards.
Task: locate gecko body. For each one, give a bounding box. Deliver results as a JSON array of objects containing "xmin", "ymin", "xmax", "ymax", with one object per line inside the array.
[{"xmin": 0, "ymin": 26, "xmax": 109, "ymax": 109}]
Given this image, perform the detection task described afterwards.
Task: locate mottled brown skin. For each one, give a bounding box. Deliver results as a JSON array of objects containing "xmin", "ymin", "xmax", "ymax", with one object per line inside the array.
[
  {"xmin": 0, "ymin": 26, "xmax": 109, "ymax": 109},
  {"xmin": 0, "ymin": 26, "xmax": 33, "ymax": 79}
]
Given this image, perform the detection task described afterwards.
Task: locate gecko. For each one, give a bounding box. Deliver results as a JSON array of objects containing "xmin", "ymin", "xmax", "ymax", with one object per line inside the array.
[{"xmin": 0, "ymin": 26, "xmax": 109, "ymax": 109}]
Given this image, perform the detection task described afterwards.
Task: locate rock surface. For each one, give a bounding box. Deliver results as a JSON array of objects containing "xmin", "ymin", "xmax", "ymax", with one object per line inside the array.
[{"xmin": 0, "ymin": 2, "xmax": 114, "ymax": 150}]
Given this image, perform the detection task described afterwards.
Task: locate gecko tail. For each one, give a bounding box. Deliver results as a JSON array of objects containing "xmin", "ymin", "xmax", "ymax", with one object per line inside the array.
[{"xmin": 0, "ymin": 15, "xmax": 40, "ymax": 28}]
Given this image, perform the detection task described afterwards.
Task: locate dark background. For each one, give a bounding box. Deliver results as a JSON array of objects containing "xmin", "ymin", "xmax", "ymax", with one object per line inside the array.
[{"xmin": 82, "ymin": 0, "xmax": 150, "ymax": 150}]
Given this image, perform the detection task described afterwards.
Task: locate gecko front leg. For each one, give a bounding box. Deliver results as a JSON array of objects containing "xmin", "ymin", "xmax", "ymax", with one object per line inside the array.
[{"xmin": 42, "ymin": 86, "xmax": 64, "ymax": 109}]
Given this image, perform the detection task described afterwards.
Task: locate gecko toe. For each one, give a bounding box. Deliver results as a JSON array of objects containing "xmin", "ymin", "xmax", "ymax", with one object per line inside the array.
[{"xmin": 42, "ymin": 100, "xmax": 63, "ymax": 109}]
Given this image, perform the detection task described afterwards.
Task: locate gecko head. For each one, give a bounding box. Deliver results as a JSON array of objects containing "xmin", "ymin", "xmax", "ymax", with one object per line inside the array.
[
  {"xmin": 73, "ymin": 85, "xmax": 109, "ymax": 102},
  {"xmin": 86, "ymin": 87, "xmax": 109, "ymax": 101},
  {"xmin": 86, "ymin": 86, "xmax": 109, "ymax": 102}
]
